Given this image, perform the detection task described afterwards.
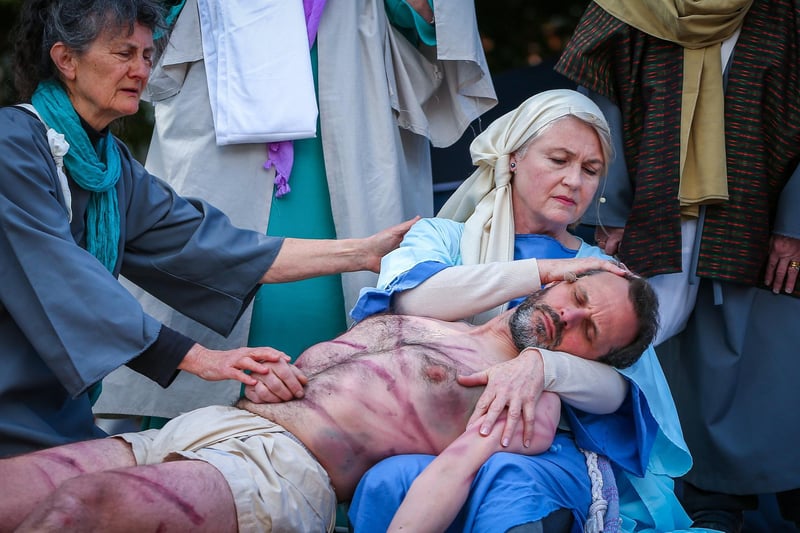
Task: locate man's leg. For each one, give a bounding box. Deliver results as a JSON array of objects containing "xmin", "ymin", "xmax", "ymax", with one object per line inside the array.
[
  {"xmin": 14, "ymin": 458, "xmax": 237, "ymax": 532},
  {"xmin": 0, "ymin": 438, "xmax": 135, "ymax": 531}
]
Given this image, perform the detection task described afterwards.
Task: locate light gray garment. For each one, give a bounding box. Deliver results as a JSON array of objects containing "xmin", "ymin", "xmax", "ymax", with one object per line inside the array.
[
  {"xmin": 660, "ymin": 278, "xmax": 800, "ymax": 493},
  {"xmin": 96, "ymin": 0, "xmax": 497, "ymax": 418},
  {"xmin": 318, "ymin": 0, "xmax": 497, "ymax": 315}
]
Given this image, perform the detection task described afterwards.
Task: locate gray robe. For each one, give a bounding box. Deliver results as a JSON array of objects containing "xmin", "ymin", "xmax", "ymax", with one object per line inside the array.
[{"xmin": 0, "ymin": 107, "xmax": 281, "ymax": 456}]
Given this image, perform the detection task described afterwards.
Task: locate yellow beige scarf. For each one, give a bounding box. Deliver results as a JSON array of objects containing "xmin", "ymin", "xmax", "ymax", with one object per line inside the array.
[{"xmin": 595, "ymin": 0, "xmax": 752, "ymax": 215}]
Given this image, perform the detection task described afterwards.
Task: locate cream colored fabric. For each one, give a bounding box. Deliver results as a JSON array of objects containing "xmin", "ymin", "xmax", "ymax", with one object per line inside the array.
[
  {"xmin": 537, "ymin": 348, "xmax": 628, "ymax": 414},
  {"xmin": 394, "ymin": 258, "xmax": 542, "ymax": 320},
  {"xmin": 594, "ymin": 0, "xmax": 753, "ymax": 213},
  {"xmin": 119, "ymin": 405, "xmax": 337, "ymax": 533},
  {"xmin": 96, "ymin": 0, "xmax": 274, "ymax": 418},
  {"xmin": 437, "ymin": 90, "xmax": 609, "ymax": 266}
]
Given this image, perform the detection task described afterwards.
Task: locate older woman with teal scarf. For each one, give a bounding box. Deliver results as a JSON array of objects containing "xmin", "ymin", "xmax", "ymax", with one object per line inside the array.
[
  {"xmin": 0, "ymin": 0, "xmax": 411, "ymax": 458},
  {"xmin": 348, "ymin": 90, "xmax": 696, "ymax": 531}
]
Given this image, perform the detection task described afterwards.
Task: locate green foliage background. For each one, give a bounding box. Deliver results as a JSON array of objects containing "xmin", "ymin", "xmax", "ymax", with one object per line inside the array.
[{"xmin": 0, "ymin": 0, "xmax": 589, "ymax": 161}]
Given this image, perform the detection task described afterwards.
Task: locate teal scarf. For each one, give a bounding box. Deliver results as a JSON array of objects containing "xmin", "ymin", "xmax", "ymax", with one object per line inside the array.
[{"xmin": 32, "ymin": 80, "xmax": 122, "ymax": 272}]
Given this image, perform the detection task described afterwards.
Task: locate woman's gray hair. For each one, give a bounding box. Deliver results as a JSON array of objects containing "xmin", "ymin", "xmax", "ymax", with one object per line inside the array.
[
  {"xmin": 13, "ymin": 0, "xmax": 165, "ymax": 100},
  {"xmin": 513, "ymin": 112, "xmax": 614, "ymax": 178}
]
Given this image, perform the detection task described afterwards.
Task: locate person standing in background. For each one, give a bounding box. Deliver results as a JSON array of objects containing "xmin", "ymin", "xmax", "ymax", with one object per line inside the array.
[
  {"xmin": 94, "ymin": 0, "xmax": 497, "ymax": 422},
  {"xmin": 555, "ymin": 1, "xmax": 800, "ymax": 531}
]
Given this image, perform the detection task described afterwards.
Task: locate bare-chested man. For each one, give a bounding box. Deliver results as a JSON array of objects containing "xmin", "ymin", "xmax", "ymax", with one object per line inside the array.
[{"xmin": 0, "ymin": 264, "xmax": 656, "ymax": 532}]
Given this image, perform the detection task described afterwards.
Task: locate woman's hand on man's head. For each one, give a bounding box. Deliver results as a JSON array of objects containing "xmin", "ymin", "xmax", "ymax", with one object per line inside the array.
[{"xmin": 537, "ymin": 256, "xmax": 630, "ymax": 286}]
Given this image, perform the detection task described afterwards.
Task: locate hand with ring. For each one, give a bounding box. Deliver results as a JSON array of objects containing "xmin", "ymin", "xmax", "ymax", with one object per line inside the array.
[{"xmin": 764, "ymin": 235, "xmax": 800, "ymax": 294}]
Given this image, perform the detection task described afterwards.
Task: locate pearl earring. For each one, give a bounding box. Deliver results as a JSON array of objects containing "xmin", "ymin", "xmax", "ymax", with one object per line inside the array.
[{"xmin": 510, "ymin": 162, "xmax": 516, "ymax": 170}]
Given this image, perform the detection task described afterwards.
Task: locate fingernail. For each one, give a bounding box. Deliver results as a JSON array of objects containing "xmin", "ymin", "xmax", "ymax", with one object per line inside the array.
[
  {"xmin": 502, "ymin": 438, "xmax": 509, "ymax": 447},
  {"xmin": 524, "ymin": 440, "xmax": 530, "ymax": 448},
  {"xmin": 480, "ymin": 426, "xmax": 489, "ymax": 436}
]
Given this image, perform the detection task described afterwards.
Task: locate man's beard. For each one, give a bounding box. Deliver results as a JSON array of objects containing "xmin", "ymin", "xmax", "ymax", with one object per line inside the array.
[{"xmin": 509, "ymin": 289, "xmax": 564, "ymax": 352}]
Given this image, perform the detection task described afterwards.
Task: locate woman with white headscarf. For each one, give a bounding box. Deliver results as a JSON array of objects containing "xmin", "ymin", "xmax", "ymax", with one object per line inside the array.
[{"xmin": 348, "ymin": 90, "xmax": 696, "ymax": 532}]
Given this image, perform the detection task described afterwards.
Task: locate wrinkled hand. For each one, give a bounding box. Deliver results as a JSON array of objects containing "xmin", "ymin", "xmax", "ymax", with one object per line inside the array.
[
  {"xmin": 457, "ymin": 348, "xmax": 545, "ymax": 448},
  {"xmin": 361, "ymin": 217, "xmax": 420, "ymax": 272},
  {"xmin": 536, "ymin": 256, "xmax": 629, "ymax": 286},
  {"xmin": 243, "ymin": 361, "xmax": 308, "ymax": 403},
  {"xmin": 764, "ymin": 234, "xmax": 800, "ymax": 294},
  {"xmin": 594, "ymin": 226, "xmax": 625, "ymax": 256},
  {"xmin": 179, "ymin": 344, "xmax": 307, "ymax": 398}
]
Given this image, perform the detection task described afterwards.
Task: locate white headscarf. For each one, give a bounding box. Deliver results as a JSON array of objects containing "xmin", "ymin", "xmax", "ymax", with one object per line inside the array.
[{"xmin": 438, "ymin": 89, "xmax": 610, "ymax": 266}]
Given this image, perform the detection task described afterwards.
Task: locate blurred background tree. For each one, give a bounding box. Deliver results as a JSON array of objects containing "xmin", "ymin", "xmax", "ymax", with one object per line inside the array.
[{"xmin": 0, "ymin": 0, "xmax": 590, "ymax": 162}]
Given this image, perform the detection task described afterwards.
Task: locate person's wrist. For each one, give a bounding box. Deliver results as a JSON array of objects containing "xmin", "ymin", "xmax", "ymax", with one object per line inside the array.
[
  {"xmin": 520, "ymin": 348, "xmax": 546, "ymax": 388},
  {"xmin": 178, "ymin": 343, "xmax": 207, "ymax": 377}
]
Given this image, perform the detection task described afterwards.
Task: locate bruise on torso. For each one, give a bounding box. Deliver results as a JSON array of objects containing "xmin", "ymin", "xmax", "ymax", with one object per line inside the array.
[{"xmin": 239, "ymin": 314, "xmax": 507, "ymax": 499}]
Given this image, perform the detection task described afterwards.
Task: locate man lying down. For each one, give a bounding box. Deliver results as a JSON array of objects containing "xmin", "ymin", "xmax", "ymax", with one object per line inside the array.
[{"xmin": 1, "ymin": 260, "xmax": 676, "ymax": 532}]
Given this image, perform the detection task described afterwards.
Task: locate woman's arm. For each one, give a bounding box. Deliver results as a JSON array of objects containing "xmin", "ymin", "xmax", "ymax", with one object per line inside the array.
[
  {"xmin": 394, "ymin": 256, "xmax": 629, "ymax": 320},
  {"xmin": 260, "ymin": 217, "xmax": 418, "ymax": 283}
]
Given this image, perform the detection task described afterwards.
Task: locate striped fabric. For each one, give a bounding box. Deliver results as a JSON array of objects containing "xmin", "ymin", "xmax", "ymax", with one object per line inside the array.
[{"xmin": 555, "ymin": 0, "xmax": 800, "ymax": 289}]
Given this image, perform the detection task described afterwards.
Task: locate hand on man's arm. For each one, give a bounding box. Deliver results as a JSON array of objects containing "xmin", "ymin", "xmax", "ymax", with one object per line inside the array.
[
  {"xmin": 260, "ymin": 217, "xmax": 419, "ymax": 283},
  {"xmin": 243, "ymin": 360, "xmax": 309, "ymax": 403},
  {"xmin": 458, "ymin": 348, "xmax": 628, "ymax": 448},
  {"xmin": 458, "ymin": 348, "xmax": 546, "ymax": 449},
  {"xmin": 388, "ymin": 396, "xmax": 561, "ymax": 533}
]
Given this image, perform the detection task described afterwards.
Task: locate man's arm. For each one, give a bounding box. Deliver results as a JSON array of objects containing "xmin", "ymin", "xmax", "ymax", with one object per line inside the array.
[{"xmin": 387, "ymin": 393, "xmax": 561, "ymax": 533}]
